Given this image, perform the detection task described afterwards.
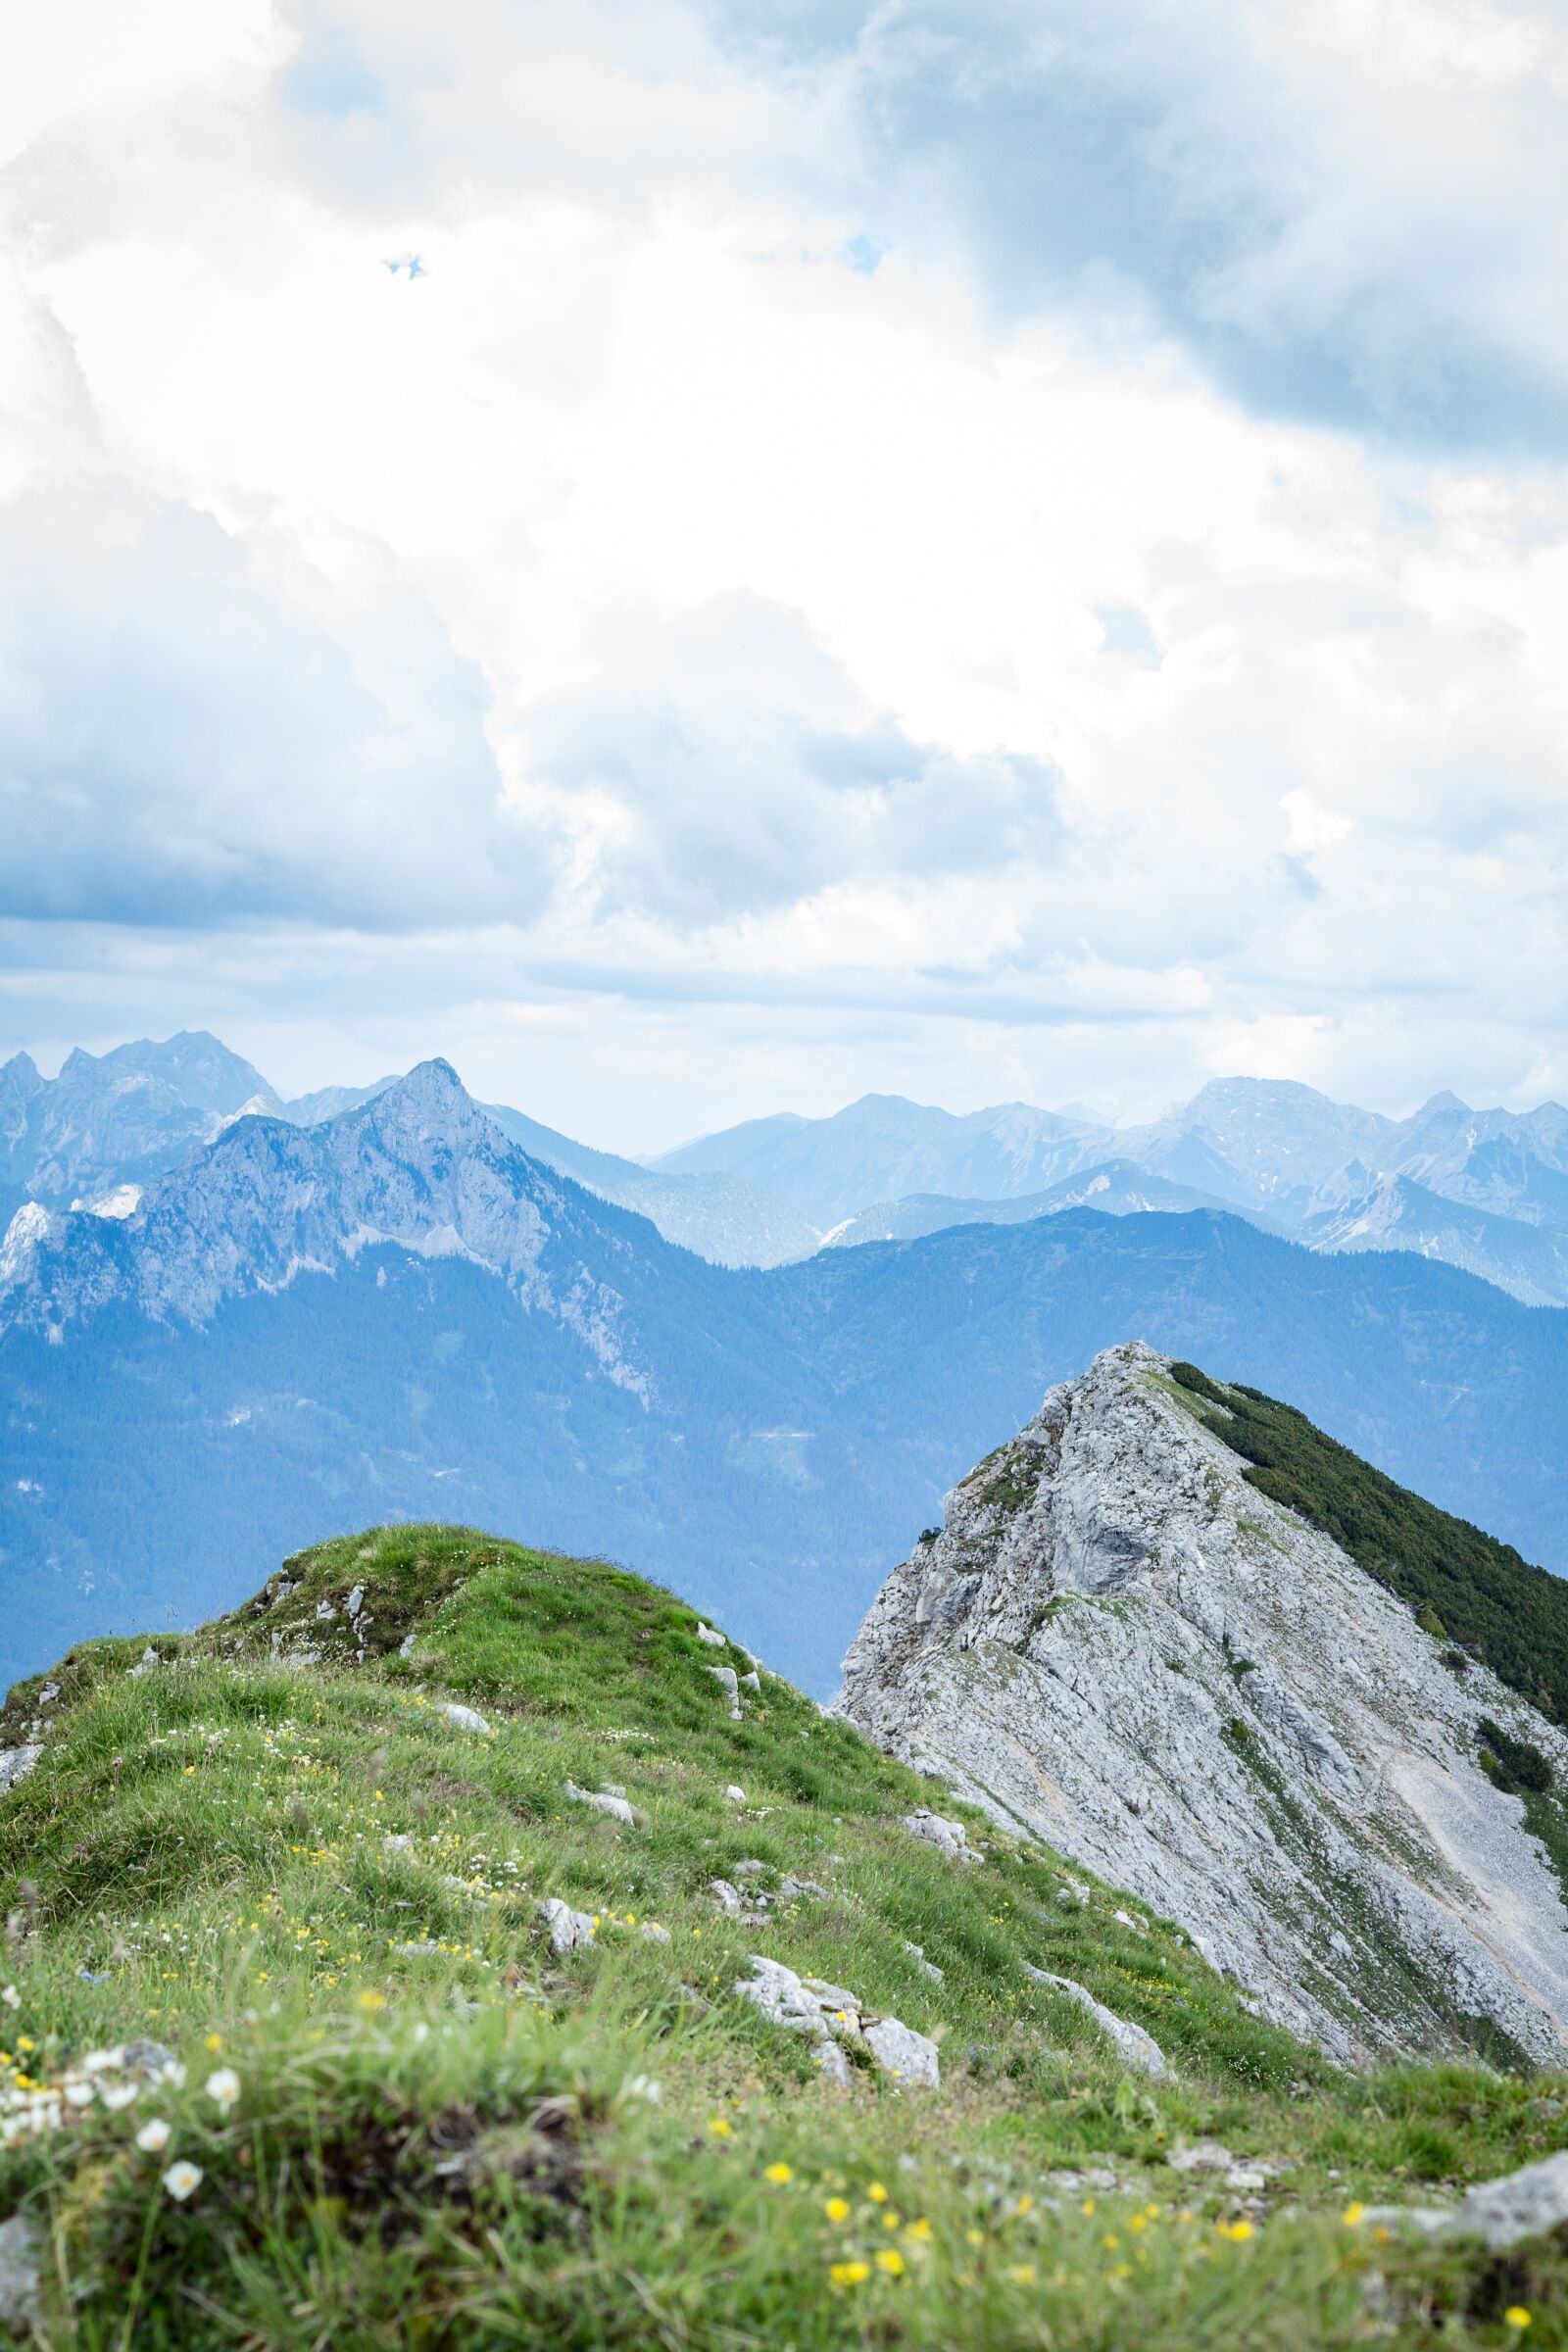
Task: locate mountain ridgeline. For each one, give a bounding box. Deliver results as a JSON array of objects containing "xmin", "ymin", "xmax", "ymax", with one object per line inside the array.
[{"xmin": 4, "ymin": 1059, "xmax": 1568, "ymax": 1700}]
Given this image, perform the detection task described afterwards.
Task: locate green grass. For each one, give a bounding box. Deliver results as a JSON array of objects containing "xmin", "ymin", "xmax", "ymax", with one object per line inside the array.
[
  {"xmin": 1167, "ymin": 1360, "xmax": 1568, "ymax": 1722},
  {"xmin": 3, "ymin": 1526, "xmax": 1568, "ymax": 2348}
]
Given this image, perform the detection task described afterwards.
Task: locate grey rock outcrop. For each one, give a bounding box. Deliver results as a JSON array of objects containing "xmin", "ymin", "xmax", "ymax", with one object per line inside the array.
[
  {"xmin": 537, "ymin": 1898, "xmax": 597, "ymax": 1954},
  {"xmin": 0, "ymin": 1747, "xmax": 40, "ymax": 1795},
  {"xmin": 0, "ymin": 2211, "xmax": 41, "ymax": 2331},
  {"xmin": 837, "ymin": 1342, "xmax": 1568, "ymax": 2065},
  {"xmin": 733, "ymin": 1955, "xmax": 939, "ymax": 2089},
  {"xmin": 1025, "ymin": 1968, "xmax": 1168, "ymax": 2077}
]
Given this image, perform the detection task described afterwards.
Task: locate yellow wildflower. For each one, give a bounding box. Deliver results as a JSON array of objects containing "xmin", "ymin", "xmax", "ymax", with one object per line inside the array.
[
  {"xmin": 906, "ymin": 2218, "xmax": 933, "ymax": 2242},
  {"xmin": 763, "ymin": 2163, "xmax": 793, "ymax": 2185},
  {"xmin": 867, "ymin": 2180, "xmax": 888, "ymax": 2203},
  {"xmin": 830, "ymin": 2260, "xmax": 870, "ymax": 2287},
  {"xmin": 1505, "ymin": 2314, "xmax": 1532, "ymax": 2331},
  {"xmin": 1342, "ymin": 2202, "xmax": 1365, "ymax": 2228},
  {"xmin": 708, "ymin": 2116, "xmax": 733, "ymax": 2137},
  {"xmin": 875, "ymin": 2249, "xmax": 906, "ymax": 2277},
  {"xmin": 824, "ymin": 2197, "xmax": 850, "ymax": 2223},
  {"xmin": 1007, "ymin": 2263, "xmax": 1036, "ymax": 2286},
  {"xmin": 358, "ymin": 1990, "xmax": 386, "ymax": 2011}
]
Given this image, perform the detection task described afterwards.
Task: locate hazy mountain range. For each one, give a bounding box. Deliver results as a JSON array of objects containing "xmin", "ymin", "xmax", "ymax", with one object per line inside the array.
[
  {"xmin": 8, "ymin": 1034, "xmax": 1568, "ymax": 1304},
  {"xmin": 5, "ymin": 1052, "xmax": 1567, "ymax": 1700}
]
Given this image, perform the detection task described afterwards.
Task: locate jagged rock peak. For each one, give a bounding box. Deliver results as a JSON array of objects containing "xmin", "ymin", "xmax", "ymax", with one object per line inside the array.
[{"xmin": 836, "ymin": 1341, "xmax": 1568, "ymax": 2066}]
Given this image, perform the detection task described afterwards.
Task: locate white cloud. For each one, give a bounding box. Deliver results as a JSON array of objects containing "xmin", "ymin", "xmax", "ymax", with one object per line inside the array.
[{"xmin": 2, "ymin": 0, "xmax": 1568, "ymax": 1140}]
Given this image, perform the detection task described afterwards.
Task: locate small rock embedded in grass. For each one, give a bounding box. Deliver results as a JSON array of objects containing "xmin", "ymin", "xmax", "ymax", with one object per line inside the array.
[
  {"xmin": 724, "ymin": 1784, "xmax": 746, "ymax": 1804},
  {"xmin": 734, "ymin": 1956, "xmax": 941, "ymax": 2089},
  {"xmin": 564, "ymin": 1779, "xmax": 636, "ymax": 1826},
  {"xmin": 0, "ymin": 2213, "xmax": 41, "ymax": 2331},
  {"xmin": 442, "ymin": 1702, "xmax": 492, "ymax": 1736},
  {"xmin": 0, "ymin": 1746, "xmax": 40, "ymax": 1793},
  {"xmin": 1025, "ymin": 1968, "xmax": 1169, "ymax": 2078},
  {"xmin": 696, "ymin": 1623, "xmax": 725, "ymax": 1647},
  {"xmin": 902, "ymin": 1809, "xmax": 976, "ymax": 1862},
  {"xmin": 904, "ymin": 1940, "xmax": 944, "ymax": 1982},
  {"xmin": 1367, "ymin": 2148, "xmax": 1568, "ymax": 2250},
  {"xmin": 537, "ymin": 1897, "xmax": 596, "ymax": 1954},
  {"xmin": 709, "ymin": 1666, "xmax": 740, "ymax": 1707}
]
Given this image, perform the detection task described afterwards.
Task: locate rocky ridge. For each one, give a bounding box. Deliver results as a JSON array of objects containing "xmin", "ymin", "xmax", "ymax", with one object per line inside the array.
[{"xmin": 837, "ymin": 1342, "xmax": 1568, "ymax": 2065}]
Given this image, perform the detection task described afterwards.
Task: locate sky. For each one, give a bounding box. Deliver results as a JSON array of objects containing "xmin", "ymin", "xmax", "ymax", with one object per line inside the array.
[{"xmin": 4, "ymin": 0, "xmax": 1568, "ymax": 1152}]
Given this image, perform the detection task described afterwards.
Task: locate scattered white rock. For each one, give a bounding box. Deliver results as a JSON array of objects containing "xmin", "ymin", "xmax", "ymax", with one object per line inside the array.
[
  {"xmin": 1225, "ymin": 2164, "xmax": 1270, "ymax": 2193},
  {"xmin": 537, "ymin": 1898, "xmax": 597, "ymax": 1954},
  {"xmin": 904, "ymin": 1940, "xmax": 945, "ymax": 1983},
  {"xmin": 0, "ymin": 1748, "xmax": 40, "ymax": 1795},
  {"xmin": 709, "ymin": 1880, "xmax": 744, "ymax": 1915},
  {"xmin": 127, "ymin": 1646, "xmax": 160, "ymax": 1679},
  {"xmin": 0, "ymin": 2212, "xmax": 41, "ymax": 2332},
  {"xmin": 739, "ymin": 1671, "xmax": 761, "ymax": 1694},
  {"xmin": 709, "ymin": 1666, "xmax": 740, "ymax": 1706},
  {"xmin": 640, "ymin": 1922, "xmax": 671, "ymax": 1944},
  {"xmin": 398, "ymin": 1633, "xmax": 417, "ymax": 1659},
  {"xmin": 812, "ymin": 2039, "xmax": 855, "ymax": 2087},
  {"xmin": 1370, "ymin": 2149, "xmax": 1568, "ymax": 2251},
  {"xmin": 1114, "ymin": 1908, "xmax": 1149, "ymax": 1936},
  {"xmin": 1168, "ymin": 2140, "xmax": 1235, "ymax": 2176},
  {"xmin": 725, "ymin": 1785, "xmax": 747, "ymax": 1804},
  {"xmin": 382, "ymin": 1834, "xmax": 414, "ymax": 1854},
  {"xmin": 441, "ymin": 1702, "xmax": 492, "ymax": 1736},
  {"xmin": 564, "ymin": 1779, "xmax": 636, "ymax": 1827},
  {"xmin": 1026, "ymin": 1968, "xmax": 1168, "ymax": 2078},
  {"xmin": 902, "ymin": 1809, "xmax": 975, "ymax": 1862},
  {"xmin": 733, "ymin": 1956, "xmax": 940, "ymax": 2089},
  {"xmin": 862, "ymin": 2015, "xmax": 941, "ymax": 2088},
  {"xmin": 778, "ymin": 1875, "xmax": 828, "ymax": 1899},
  {"xmin": 315, "ymin": 1600, "xmax": 337, "ymax": 1621},
  {"xmin": 696, "ymin": 1623, "xmax": 726, "ymax": 1647},
  {"xmin": 346, "ymin": 1585, "xmax": 365, "ymax": 1618}
]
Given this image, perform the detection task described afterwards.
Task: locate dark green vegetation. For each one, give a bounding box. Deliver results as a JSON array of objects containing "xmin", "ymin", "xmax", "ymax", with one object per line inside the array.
[
  {"xmin": 1169, "ymin": 1360, "xmax": 1568, "ymax": 1722},
  {"xmin": 5, "ymin": 1529, "xmax": 1568, "ymax": 2347}
]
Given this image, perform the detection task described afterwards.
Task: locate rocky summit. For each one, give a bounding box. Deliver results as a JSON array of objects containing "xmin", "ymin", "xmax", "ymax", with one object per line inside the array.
[{"xmin": 837, "ymin": 1342, "xmax": 1568, "ymax": 2067}]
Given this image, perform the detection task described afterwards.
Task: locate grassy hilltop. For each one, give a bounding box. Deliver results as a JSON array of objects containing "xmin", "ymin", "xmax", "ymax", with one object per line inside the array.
[{"xmin": 2, "ymin": 1528, "xmax": 1568, "ymax": 2348}]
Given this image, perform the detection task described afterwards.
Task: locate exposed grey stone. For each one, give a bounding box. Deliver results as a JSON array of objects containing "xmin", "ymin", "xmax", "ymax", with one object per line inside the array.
[
  {"xmin": 901, "ymin": 1809, "xmax": 974, "ymax": 1862},
  {"xmin": 0, "ymin": 2212, "xmax": 41, "ymax": 2332},
  {"xmin": 537, "ymin": 1897, "xmax": 596, "ymax": 1954},
  {"xmin": 640, "ymin": 1922, "xmax": 671, "ymax": 1944},
  {"xmin": 739, "ymin": 1671, "xmax": 761, "ymax": 1694},
  {"xmin": 837, "ymin": 1342, "xmax": 1568, "ymax": 2065},
  {"xmin": 724, "ymin": 1784, "xmax": 747, "ymax": 1803},
  {"xmin": 1434, "ymin": 2150, "xmax": 1568, "ymax": 2249},
  {"xmin": 904, "ymin": 1940, "xmax": 945, "ymax": 1983},
  {"xmin": 733, "ymin": 1957, "xmax": 938, "ymax": 2086},
  {"xmin": 709, "ymin": 1666, "xmax": 740, "ymax": 1704},
  {"xmin": 811, "ymin": 2037, "xmax": 854, "ymax": 2087},
  {"xmin": 398, "ymin": 1633, "xmax": 417, "ymax": 1659},
  {"xmin": 0, "ymin": 1747, "xmax": 40, "ymax": 1795},
  {"xmin": 1168, "ymin": 2140, "xmax": 1235, "ymax": 2176},
  {"xmin": 564, "ymin": 1779, "xmax": 635, "ymax": 1826},
  {"xmin": 1025, "ymin": 1967, "xmax": 1168, "ymax": 2078},
  {"xmin": 709, "ymin": 1880, "xmax": 744, "ymax": 1915},
  {"xmin": 441, "ymin": 1702, "xmax": 492, "ymax": 1736},
  {"xmin": 778, "ymin": 1876, "xmax": 828, "ymax": 1899},
  {"xmin": 127, "ymin": 1646, "xmax": 160, "ymax": 1679},
  {"xmin": 346, "ymin": 1584, "xmax": 365, "ymax": 1618},
  {"xmin": 696, "ymin": 1622, "xmax": 726, "ymax": 1647},
  {"xmin": 862, "ymin": 2015, "xmax": 940, "ymax": 2088}
]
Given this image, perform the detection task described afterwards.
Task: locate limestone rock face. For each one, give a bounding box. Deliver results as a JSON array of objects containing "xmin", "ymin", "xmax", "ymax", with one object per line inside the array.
[{"xmin": 836, "ymin": 1342, "xmax": 1568, "ymax": 2065}]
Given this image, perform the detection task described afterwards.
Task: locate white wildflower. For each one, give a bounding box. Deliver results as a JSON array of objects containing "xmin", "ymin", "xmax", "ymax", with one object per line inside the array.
[
  {"xmin": 162, "ymin": 2159, "xmax": 202, "ymax": 2201},
  {"xmin": 205, "ymin": 2067, "xmax": 240, "ymax": 2111},
  {"xmin": 136, "ymin": 2117, "xmax": 172, "ymax": 2153}
]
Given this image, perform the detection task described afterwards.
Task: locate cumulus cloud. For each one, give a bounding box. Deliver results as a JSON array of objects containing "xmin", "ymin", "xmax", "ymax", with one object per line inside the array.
[
  {"xmin": 0, "ymin": 486, "xmax": 549, "ymax": 929},
  {"xmin": 524, "ymin": 597, "xmax": 1061, "ymax": 922}
]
